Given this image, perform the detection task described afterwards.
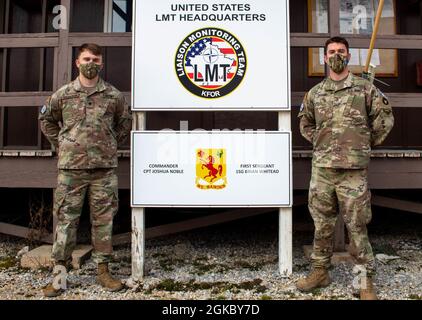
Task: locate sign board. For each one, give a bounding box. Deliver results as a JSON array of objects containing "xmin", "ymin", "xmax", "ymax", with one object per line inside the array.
[
  {"xmin": 131, "ymin": 131, "xmax": 292, "ymax": 207},
  {"xmin": 132, "ymin": 0, "xmax": 290, "ymax": 110}
]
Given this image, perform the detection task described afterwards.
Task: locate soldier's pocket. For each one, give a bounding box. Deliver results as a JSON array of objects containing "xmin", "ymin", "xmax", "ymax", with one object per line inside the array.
[
  {"xmin": 62, "ymin": 98, "xmax": 84, "ymax": 127},
  {"xmin": 344, "ymin": 95, "xmax": 367, "ymax": 126},
  {"xmin": 53, "ymin": 190, "xmax": 66, "ymax": 219},
  {"xmin": 315, "ymin": 104, "xmax": 333, "ymax": 127},
  {"xmin": 354, "ymin": 190, "xmax": 372, "ymax": 226}
]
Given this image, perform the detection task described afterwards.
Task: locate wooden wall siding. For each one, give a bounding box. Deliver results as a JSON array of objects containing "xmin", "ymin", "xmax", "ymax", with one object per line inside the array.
[
  {"xmin": 398, "ymin": 0, "xmax": 422, "ymax": 35},
  {"xmin": 4, "ymin": 106, "xmax": 38, "ymax": 147},
  {"xmin": 69, "ymin": 0, "xmax": 105, "ymax": 33},
  {"xmin": 9, "ymin": 0, "xmax": 43, "ymax": 34},
  {"xmin": 0, "ymin": 0, "xmax": 421, "ymax": 150}
]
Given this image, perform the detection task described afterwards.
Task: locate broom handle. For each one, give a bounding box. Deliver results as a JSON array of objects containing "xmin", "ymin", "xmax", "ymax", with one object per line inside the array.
[{"xmin": 365, "ymin": 0, "xmax": 385, "ymax": 72}]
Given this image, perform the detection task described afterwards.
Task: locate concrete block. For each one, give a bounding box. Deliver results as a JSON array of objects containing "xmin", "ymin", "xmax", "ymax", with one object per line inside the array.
[
  {"xmin": 303, "ymin": 245, "xmax": 357, "ymax": 264},
  {"xmin": 21, "ymin": 245, "xmax": 92, "ymax": 270}
]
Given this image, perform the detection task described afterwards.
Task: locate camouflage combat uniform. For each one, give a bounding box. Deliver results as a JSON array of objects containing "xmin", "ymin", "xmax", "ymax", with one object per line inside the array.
[
  {"xmin": 39, "ymin": 77, "xmax": 132, "ymax": 264},
  {"xmin": 298, "ymin": 72, "xmax": 394, "ymax": 275}
]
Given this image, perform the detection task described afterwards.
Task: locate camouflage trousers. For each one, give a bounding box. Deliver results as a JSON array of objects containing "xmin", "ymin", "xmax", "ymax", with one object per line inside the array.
[
  {"xmin": 51, "ymin": 169, "xmax": 118, "ymax": 265},
  {"xmin": 308, "ymin": 166, "xmax": 375, "ymax": 275}
]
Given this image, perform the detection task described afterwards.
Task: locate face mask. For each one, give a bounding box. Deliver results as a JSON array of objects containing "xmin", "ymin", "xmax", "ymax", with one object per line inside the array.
[
  {"xmin": 328, "ymin": 54, "xmax": 349, "ymax": 74},
  {"xmin": 79, "ymin": 62, "xmax": 101, "ymax": 79}
]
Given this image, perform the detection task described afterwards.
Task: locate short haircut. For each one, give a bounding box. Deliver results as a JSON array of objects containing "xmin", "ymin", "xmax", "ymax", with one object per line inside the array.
[
  {"xmin": 77, "ymin": 43, "xmax": 103, "ymax": 58},
  {"xmin": 324, "ymin": 36, "xmax": 349, "ymax": 55}
]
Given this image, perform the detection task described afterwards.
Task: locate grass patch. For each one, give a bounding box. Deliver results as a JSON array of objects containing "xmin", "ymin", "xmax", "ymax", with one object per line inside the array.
[
  {"xmin": 408, "ymin": 294, "xmax": 422, "ymax": 300},
  {"xmin": 192, "ymin": 259, "xmax": 229, "ymax": 275},
  {"xmin": 157, "ymin": 256, "xmax": 185, "ymax": 272},
  {"xmin": 310, "ymin": 288, "xmax": 322, "ymax": 296},
  {"xmin": 233, "ymin": 258, "xmax": 277, "ymax": 271},
  {"xmin": 0, "ymin": 256, "xmax": 17, "ymax": 270},
  {"xmin": 233, "ymin": 260, "xmax": 266, "ymax": 271},
  {"xmin": 261, "ymin": 295, "xmax": 272, "ymax": 300}
]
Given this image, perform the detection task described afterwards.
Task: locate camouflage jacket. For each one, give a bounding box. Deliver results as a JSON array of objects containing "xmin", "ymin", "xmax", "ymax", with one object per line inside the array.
[
  {"xmin": 298, "ymin": 72, "xmax": 394, "ymax": 169},
  {"xmin": 39, "ymin": 77, "xmax": 132, "ymax": 169}
]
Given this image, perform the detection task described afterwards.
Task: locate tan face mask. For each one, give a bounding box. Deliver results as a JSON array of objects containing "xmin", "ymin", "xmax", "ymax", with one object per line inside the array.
[
  {"xmin": 328, "ymin": 54, "xmax": 349, "ymax": 74},
  {"xmin": 79, "ymin": 62, "xmax": 101, "ymax": 79}
]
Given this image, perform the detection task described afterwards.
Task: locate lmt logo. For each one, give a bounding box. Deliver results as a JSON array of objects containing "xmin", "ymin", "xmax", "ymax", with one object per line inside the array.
[{"xmin": 175, "ymin": 27, "xmax": 247, "ymax": 99}]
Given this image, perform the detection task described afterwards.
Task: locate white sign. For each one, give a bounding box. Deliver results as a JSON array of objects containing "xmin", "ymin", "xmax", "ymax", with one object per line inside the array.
[
  {"xmin": 132, "ymin": 0, "xmax": 290, "ymax": 110},
  {"xmin": 131, "ymin": 131, "xmax": 292, "ymax": 207}
]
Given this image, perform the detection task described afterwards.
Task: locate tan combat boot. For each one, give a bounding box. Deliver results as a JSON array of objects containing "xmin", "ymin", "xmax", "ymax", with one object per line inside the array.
[
  {"xmin": 43, "ymin": 282, "xmax": 65, "ymax": 297},
  {"xmin": 43, "ymin": 262, "xmax": 68, "ymax": 298},
  {"xmin": 96, "ymin": 263, "xmax": 124, "ymax": 292},
  {"xmin": 296, "ymin": 268, "xmax": 331, "ymax": 292},
  {"xmin": 360, "ymin": 276, "xmax": 378, "ymax": 300}
]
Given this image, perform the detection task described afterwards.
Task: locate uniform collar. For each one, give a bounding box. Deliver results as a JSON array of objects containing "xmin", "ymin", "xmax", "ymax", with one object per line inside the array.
[
  {"xmin": 323, "ymin": 72, "xmax": 355, "ymax": 93},
  {"xmin": 73, "ymin": 77, "xmax": 107, "ymax": 94}
]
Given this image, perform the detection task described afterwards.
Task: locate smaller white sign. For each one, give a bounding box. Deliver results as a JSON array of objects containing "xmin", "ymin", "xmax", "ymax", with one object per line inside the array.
[{"xmin": 131, "ymin": 131, "xmax": 292, "ymax": 207}]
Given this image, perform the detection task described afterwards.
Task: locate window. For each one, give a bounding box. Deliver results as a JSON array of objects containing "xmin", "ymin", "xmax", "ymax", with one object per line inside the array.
[{"xmin": 104, "ymin": 0, "xmax": 132, "ymax": 32}]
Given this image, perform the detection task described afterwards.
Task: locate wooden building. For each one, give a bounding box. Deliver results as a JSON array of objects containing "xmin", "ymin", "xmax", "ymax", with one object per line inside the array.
[{"xmin": 0, "ymin": 0, "xmax": 421, "ymax": 243}]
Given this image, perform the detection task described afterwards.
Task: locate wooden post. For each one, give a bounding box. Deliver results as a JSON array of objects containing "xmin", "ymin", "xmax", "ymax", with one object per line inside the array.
[
  {"xmin": 131, "ymin": 112, "xmax": 146, "ymax": 281},
  {"xmin": 132, "ymin": 207, "xmax": 145, "ymax": 281},
  {"xmin": 278, "ymin": 112, "xmax": 292, "ymax": 276},
  {"xmin": 57, "ymin": 0, "xmax": 70, "ymax": 88},
  {"xmin": 0, "ymin": 0, "xmax": 10, "ymax": 149},
  {"xmin": 38, "ymin": 0, "xmax": 47, "ymax": 150},
  {"xmin": 328, "ymin": 0, "xmax": 340, "ymax": 36}
]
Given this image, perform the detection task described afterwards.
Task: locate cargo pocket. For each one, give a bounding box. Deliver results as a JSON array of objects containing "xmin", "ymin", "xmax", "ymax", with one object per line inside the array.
[
  {"xmin": 353, "ymin": 190, "xmax": 372, "ymax": 227},
  {"xmin": 53, "ymin": 190, "xmax": 66, "ymax": 223}
]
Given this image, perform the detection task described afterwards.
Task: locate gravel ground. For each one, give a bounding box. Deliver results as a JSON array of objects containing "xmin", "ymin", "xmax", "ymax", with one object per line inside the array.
[{"xmin": 0, "ymin": 211, "xmax": 421, "ymax": 300}]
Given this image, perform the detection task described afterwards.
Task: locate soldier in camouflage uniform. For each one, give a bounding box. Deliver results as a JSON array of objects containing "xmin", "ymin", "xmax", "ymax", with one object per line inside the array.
[
  {"xmin": 296, "ymin": 37, "xmax": 394, "ymax": 300},
  {"xmin": 39, "ymin": 43, "xmax": 132, "ymax": 297}
]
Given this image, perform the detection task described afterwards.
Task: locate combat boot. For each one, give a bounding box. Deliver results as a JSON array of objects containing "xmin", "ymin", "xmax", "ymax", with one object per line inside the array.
[
  {"xmin": 359, "ymin": 276, "xmax": 378, "ymax": 300},
  {"xmin": 97, "ymin": 263, "xmax": 124, "ymax": 292},
  {"xmin": 296, "ymin": 268, "xmax": 331, "ymax": 292},
  {"xmin": 43, "ymin": 262, "xmax": 68, "ymax": 297}
]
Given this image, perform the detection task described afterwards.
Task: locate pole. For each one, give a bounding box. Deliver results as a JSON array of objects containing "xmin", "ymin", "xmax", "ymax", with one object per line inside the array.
[
  {"xmin": 364, "ymin": 0, "xmax": 385, "ymax": 73},
  {"xmin": 278, "ymin": 112, "xmax": 292, "ymax": 277},
  {"xmin": 132, "ymin": 112, "xmax": 146, "ymax": 281}
]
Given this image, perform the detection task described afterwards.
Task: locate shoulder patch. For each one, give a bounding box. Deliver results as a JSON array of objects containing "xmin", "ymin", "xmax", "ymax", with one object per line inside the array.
[
  {"xmin": 40, "ymin": 105, "xmax": 47, "ymax": 114},
  {"xmin": 378, "ymin": 90, "xmax": 389, "ymax": 105}
]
